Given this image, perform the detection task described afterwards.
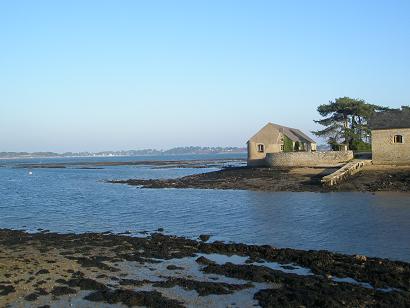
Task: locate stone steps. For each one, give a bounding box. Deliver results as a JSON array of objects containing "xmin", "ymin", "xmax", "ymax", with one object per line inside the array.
[{"xmin": 321, "ymin": 160, "xmax": 372, "ymax": 187}]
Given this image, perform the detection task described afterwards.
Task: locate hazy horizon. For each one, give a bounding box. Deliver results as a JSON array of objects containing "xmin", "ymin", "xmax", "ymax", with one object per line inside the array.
[
  {"xmin": 0, "ymin": 145, "xmax": 248, "ymax": 154},
  {"xmin": 1, "ymin": 1, "xmax": 409, "ymax": 152}
]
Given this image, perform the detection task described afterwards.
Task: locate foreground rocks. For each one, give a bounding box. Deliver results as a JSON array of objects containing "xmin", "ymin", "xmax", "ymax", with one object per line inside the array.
[
  {"xmin": 1, "ymin": 229, "xmax": 410, "ymax": 307},
  {"xmin": 110, "ymin": 165, "xmax": 410, "ymax": 192}
]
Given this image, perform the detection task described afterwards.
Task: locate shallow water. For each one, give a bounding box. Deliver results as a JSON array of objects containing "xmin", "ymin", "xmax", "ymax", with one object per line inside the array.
[{"xmin": 1, "ymin": 154, "xmax": 410, "ymax": 262}]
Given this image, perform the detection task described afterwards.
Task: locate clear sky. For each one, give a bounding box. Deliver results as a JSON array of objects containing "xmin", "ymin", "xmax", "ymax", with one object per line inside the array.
[{"xmin": 1, "ymin": 0, "xmax": 409, "ymax": 152}]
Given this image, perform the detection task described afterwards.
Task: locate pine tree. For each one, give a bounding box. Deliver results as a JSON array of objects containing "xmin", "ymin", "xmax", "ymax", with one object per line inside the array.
[{"xmin": 312, "ymin": 97, "xmax": 388, "ymax": 150}]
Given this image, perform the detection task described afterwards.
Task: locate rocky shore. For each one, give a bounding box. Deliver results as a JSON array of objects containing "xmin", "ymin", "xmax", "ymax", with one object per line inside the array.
[
  {"xmin": 110, "ymin": 165, "xmax": 410, "ymax": 192},
  {"xmin": 1, "ymin": 229, "xmax": 410, "ymax": 307}
]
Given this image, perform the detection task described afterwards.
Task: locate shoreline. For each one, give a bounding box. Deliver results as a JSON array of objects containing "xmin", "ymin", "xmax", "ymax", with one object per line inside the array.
[
  {"xmin": 12, "ymin": 158, "xmax": 246, "ymax": 169},
  {"xmin": 0, "ymin": 153, "xmax": 247, "ymax": 161},
  {"xmin": 6, "ymin": 157, "xmax": 410, "ymax": 192},
  {"xmin": 1, "ymin": 229, "xmax": 410, "ymax": 307},
  {"xmin": 110, "ymin": 165, "xmax": 410, "ymax": 193}
]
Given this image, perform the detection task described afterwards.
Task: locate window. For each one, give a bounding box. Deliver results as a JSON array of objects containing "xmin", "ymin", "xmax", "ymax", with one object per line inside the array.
[
  {"xmin": 280, "ymin": 144, "xmax": 284, "ymax": 151},
  {"xmin": 394, "ymin": 135, "xmax": 403, "ymax": 144},
  {"xmin": 257, "ymin": 144, "xmax": 264, "ymax": 153}
]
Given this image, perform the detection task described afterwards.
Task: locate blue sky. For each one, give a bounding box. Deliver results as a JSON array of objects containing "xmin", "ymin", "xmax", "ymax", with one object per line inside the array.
[{"xmin": 1, "ymin": 0, "xmax": 409, "ymax": 152}]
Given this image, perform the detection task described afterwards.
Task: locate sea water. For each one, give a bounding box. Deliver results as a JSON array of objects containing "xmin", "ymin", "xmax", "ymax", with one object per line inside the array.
[{"xmin": 1, "ymin": 154, "xmax": 410, "ymax": 262}]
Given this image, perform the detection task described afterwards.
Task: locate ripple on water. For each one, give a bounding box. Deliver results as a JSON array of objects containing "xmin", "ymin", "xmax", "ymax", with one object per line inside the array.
[{"xmin": 1, "ymin": 157, "xmax": 410, "ymax": 262}]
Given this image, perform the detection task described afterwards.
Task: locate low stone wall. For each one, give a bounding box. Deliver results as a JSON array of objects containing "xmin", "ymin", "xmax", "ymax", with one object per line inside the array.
[
  {"xmin": 265, "ymin": 151, "xmax": 353, "ymax": 167},
  {"xmin": 321, "ymin": 160, "xmax": 372, "ymax": 187},
  {"xmin": 247, "ymin": 158, "xmax": 267, "ymax": 167}
]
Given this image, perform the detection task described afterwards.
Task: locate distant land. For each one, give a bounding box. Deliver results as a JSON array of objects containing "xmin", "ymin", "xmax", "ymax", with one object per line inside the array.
[{"xmin": 0, "ymin": 146, "xmax": 247, "ymax": 159}]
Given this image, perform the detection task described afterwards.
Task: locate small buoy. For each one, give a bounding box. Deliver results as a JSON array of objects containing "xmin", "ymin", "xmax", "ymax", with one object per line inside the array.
[{"xmin": 28, "ymin": 171, "xmax": 33, "ymax": 175}]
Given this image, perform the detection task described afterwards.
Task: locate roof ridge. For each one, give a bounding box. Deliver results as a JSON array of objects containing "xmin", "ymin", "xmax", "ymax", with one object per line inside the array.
[
  {"xmin": 248, "ymin": 122, "xmax": 316, "ymax": 144},
  {"xmin": 370, "ymin": 108, "xmax": 410, "ymax": 129}
]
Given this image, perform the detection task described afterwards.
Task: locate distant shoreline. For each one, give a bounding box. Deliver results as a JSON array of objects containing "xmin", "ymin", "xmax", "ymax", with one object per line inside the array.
[
  {"xmin": 13, "ymin": 158, "xmax": 246, "ymax": 170},
  {"xmin": 0, "ymin": 149, "xmax": 247, "ymax": 160}
]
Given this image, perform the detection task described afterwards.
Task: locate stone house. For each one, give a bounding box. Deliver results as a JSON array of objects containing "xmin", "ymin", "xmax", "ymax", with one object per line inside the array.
[
  {"xmin": 247, "ymin": 122, "xmax": 317, "ymax": 166},
  {"xmin": 369, "ymin": 107, "xmax": 410, "ymax": 165}
]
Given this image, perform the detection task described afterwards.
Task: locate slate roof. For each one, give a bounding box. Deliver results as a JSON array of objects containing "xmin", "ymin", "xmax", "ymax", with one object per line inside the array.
[
  {"xmin": 249, "ymin": 123, "xmax": 316, "ymax": 144},
  {"xmin": 290, "ymin": 128, "xmax": 317, "ymax": 144},
  {"xmin": 369, "ymin": 107, "xmax": 410, "ymax": 130},
  {"xmin": 270, "ymin": 123, "xmax": 316, "ymax": 143}
]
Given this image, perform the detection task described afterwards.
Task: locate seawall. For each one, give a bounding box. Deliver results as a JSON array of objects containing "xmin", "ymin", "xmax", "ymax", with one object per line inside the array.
[{"xmin": 265, "ymin": 151, "xmax": 354, "ymax": 167}]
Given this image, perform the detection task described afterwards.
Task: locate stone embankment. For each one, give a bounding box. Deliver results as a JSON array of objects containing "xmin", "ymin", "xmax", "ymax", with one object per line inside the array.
[
  {"xmin": 265, "ymin": 151, "xmax": 353, "ymax": 167},
  {"xmin": 321, "ymin": 160, "xmax": 372, "ymax": 187}
]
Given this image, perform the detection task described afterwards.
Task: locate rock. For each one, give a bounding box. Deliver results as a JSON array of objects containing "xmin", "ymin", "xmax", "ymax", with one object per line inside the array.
[
  {"xmin": 35, "ymin": 269, "xmax": 50, "ymax": 275},
  {"xmin": 199, "ymin": 234, "xmax": 211, "ymax": 242},
  {"xmin": 63, "ymin": 278, "xmax": 107, "ymax": 290},
  {"xmin": 0, "ymin": 285, "xmax": 15, "ymax": 296},
  {"xmin": 152, "ymin": 277, "xmax": 253, "ymax": 296},
  {"xmin": 196, "ymin": 256, "xmax": 216, "ymax": 266},
  {"xmin": 24, "ymin": 293, "xmax": 39, "ymax": 301},
  {"xmin": 166, "ymin": 265, "xmax": 184, "ymax": 270},
  {"xmin": 84, "ymin": 289, "xmax": 184, "ymax": 307},
  {"xmin": 50, "ymin": 286, "xmax": 77, "ymax": 296},
  {"xmin": 355, "ymin": 255, "xmax": 367, "ymax": 262}
]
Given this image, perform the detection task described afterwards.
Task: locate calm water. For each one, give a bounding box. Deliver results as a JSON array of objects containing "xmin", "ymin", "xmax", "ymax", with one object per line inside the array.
[{"xmin": 1, "ymin": 154, "xmax": 410, "ymax": 262}]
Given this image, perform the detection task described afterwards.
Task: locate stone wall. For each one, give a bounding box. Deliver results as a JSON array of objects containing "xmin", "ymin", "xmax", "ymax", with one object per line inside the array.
[
  {"xmin": 372, "ymin": 128, "xmax": 410, "ymax": 165},
  {"xmin": 247, "ymin": 141, "xmax": 282, "ymax": 167},
  {"xmin": 265, "ymin": 151, "xmax": 353, "ymax": 167}
]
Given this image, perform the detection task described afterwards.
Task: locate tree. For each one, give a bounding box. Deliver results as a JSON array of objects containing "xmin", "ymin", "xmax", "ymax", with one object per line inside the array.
[{"xmin": 312, "ymin": 97, "xmax": 388, "ymax": 150}]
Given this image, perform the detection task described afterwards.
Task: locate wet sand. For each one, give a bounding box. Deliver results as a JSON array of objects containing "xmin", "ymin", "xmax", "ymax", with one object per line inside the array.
[
  {"xmin": 111, "ymin": 165, "xmax": 410, "ymax": 192},
  {"xmin": 1, "ymin": 229, "xmax": 410, "ymax": 307}
]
